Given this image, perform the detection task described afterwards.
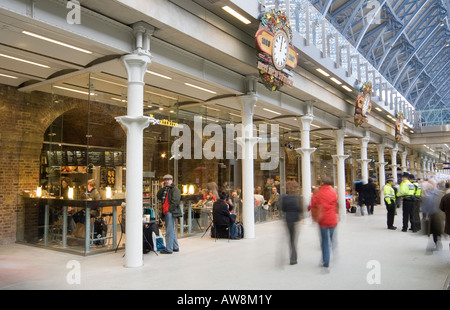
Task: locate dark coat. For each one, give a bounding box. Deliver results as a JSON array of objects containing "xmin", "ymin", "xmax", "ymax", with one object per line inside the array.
[
  {"xmin": 439, "ymin": 193, "xmax": 450, "ymax": 235},
  {"xmin": 363, "ymin": 182, "xmax": 378, "ymax": 205},
  {"xmin": 213, "ymin": 199, "xmax": 234, "ymax": 226},
  {"xmin": 280, "ymin": 194, "xmax": 302, "ymax": 223},
  {"xmin": 157, "ymin": 185, "xmax": 182, "ymax": 218}
]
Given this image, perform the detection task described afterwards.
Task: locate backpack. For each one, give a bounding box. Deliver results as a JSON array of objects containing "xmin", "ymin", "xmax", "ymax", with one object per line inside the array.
[
  {"xmin": 93, "ymin": 217, "xmax": 108, "ymax": 245},
  {"xmin": 236, "ymin": 222, "xmax": 244, "ymax": 239}
]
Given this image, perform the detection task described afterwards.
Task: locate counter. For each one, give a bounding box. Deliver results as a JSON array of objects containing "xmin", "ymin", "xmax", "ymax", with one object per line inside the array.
[{"xmin": 21, "ymin": 197, "xmax": 125, "ymax": 255}]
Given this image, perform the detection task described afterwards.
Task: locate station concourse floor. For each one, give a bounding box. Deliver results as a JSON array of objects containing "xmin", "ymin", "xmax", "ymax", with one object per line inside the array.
[{"xmin": 1, "ymin": 205, "xmax": 449, "ymax": 291}]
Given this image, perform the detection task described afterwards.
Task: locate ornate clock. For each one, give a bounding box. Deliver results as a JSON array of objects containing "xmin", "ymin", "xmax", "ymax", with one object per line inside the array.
[{"xmin": 272, "ymin": 30, "xmax": 289, "ymax": 70}]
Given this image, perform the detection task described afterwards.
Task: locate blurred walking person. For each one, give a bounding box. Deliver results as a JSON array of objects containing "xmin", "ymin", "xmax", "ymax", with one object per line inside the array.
[
  {"xmin": 422, "ymin": 182, "xmax": 444, "ymax": 253},
  {"xmin": 309, "ymin": 176, "xmax": 339, "ymax": 270},
  {"xmin": 439, "ymin": 191, "xmax": 450, "ymax": 251},
  {"xmin": 281, "ymin": 181, "xmax": 302, "ymax": 265}
]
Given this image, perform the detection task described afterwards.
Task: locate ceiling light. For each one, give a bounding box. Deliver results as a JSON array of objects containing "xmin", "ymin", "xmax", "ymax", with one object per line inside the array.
[
  {"xmin": 342, "ymin": 85, "xmax": 352, "ymax": 92},
  {"xmin": 22, "ymin": 31, "xmax": 93, "ymax": 54},
  {"xmin": 53, "ymin": 85, "xmax": 94, "ymax": 95},
  {"xmin": 0, "ymin": 73, "xmax": 18, "ymax": 79},
  {"xmin": 375, "ymin": 107, "xmax": 382, "ymax": 112},
  {"xmin": 222, "ymin": 6, "xmax": 251, "ymax": 24},
  {"xmin": 316, "ymin": 68, "xmax": 330, "ymax": 76},
  {"xmin": 0, "ymin": 53, "xmax": 50, "ymax": 68},
  {"xmin": 263, "ymin": 108, "xmax": 281, "ymax": 115},
  {"xmin": 330, "ymin": 77, "xmax": 342, "ymax": 85},
  {"xmin": 90, "ymin": 76, "xmax": 126, "ymax": 87},
  {"xmin": 184, "ymin": 83, "xmax": 217, "ymax": 94},
  {"xmin": 145, "ymin": 90, "xmax": 177, "ymax": 100},
  {"xmin": 147, "ymin": 70, "xmax": 172, "ymax": 80}
]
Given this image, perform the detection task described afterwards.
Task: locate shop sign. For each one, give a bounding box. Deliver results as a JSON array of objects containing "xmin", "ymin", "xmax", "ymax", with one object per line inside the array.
[
  {"xmin": 354, "ymin": 81, "xmax": 373, "ymax": 127},
  {"xmin": 150, "ymin": 114, "xmax": 179, "ymax": 127},
  {"xmin": 255, "ymin": 9, "xmax": 298, "ymax": 91},
  {"xmin": 434, "ymin": 163, "xmax": 450, "ymax": 169},
  {"xmin": 395, "ymin": 112, "xmax": 404, "ymax": 142}
]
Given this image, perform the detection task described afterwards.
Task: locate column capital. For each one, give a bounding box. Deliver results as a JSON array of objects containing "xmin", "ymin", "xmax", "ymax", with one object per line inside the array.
[
  {"xmin": 122, "ymin": 53, "xmax": 152, "ymax": 75},
  {"xmin": 357, "ymin": 159, "xmax": 373, "ymax": 164},
  {"xmin": 332, "ymin": 154, "xmax": 350, "ymax": 161},
  {"xmin": 115, "ymin": 115, "xmax": 155, "ymax": 130},
  {"xmin": 295, "ymin": 147, "xmax": 317, "ymax": 156},
  {"xmin": 235, "ymin": 136, "xmax": 260, "ymax": 147},
  {"xmin": 239, "ymin": 94, "xmax": 258, "ymax": 115}
]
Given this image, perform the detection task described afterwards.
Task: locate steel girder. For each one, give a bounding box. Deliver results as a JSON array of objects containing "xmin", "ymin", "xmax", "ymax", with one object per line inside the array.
[{"xmin": 310, "ymin": 0, "xmax": 449, "ymax": 125}]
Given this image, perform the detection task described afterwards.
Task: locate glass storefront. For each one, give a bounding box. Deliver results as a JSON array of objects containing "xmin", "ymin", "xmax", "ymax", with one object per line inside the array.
[
  {"xmin": 16, "ymin": 71, "xmax": 290, "ymax": 254},
  {"xmin": 16, "ymin": 69, "xmax": 384, "ymax": 255}
]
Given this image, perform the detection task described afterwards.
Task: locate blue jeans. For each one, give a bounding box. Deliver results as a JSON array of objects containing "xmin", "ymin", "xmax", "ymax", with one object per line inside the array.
[
  {"xmin": 319, "ymin": 226, "xmax": 336, "ymax": 267},
  {"xmin": 164, "ymin": 212, "xmax": 179, "ymax": 252}
]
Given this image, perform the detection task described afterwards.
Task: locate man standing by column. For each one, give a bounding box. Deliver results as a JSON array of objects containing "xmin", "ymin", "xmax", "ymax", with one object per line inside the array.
[
  {"xmin": 383, "ymin": 177, "xmax": 396, "ymax": 230},
  {"xmin": 157, "ymin": 174, "xmax": 182, "ymax": 254},
  {"xmin": 397, "ymin": 172, "xmax": 416, "ymax": 232}
]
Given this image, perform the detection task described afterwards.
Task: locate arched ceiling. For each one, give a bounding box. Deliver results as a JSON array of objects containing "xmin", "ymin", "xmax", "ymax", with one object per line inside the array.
[{"xmin": 309, "ymin": 0, "xmax": 449, "ymax": 124}]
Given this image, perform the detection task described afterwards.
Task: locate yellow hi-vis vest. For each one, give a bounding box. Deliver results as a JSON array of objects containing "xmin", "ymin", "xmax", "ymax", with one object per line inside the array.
[
  {"xmin": 413, "ymin": 182, "xmax": 421, "ymax": 197},
  {"xmin": 397, "ymin": 180, "xmax": 415, "ymax": 200},
  {"xmin": 383, "ymin": 184, "xmax": 396, "ymax": 204}
]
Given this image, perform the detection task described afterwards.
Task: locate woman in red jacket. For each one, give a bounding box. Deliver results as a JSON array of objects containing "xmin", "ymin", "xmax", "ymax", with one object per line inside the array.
[{"xmin": 309, "ymin": 176, "xmax": 339, "ymax": 269}]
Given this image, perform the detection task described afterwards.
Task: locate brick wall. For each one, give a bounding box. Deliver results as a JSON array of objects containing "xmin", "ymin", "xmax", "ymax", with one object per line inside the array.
[{"xmin": 0, "ymin": 84, "xmax": 126, "ymax": 244}]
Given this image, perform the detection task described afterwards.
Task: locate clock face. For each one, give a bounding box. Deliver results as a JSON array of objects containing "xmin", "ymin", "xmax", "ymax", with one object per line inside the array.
[{"xmin": 272, "ymin": 30, "xmax": 289, "ymax": 70}]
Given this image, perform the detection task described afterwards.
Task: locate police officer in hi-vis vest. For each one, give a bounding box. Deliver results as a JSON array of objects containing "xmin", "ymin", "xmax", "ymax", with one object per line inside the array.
[
  {"xmin": 383, "ymin": 177, "xmax": 396, "ymax": 230},
  {"xmin": 397, "ymin": 172, "xmax": 416, "ymax": 232}
]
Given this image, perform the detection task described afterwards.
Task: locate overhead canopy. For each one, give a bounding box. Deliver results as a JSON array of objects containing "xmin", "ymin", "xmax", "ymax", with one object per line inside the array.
[{"xmin": 309, "ymin": 0, "xmax": 449, "ymax": 125}]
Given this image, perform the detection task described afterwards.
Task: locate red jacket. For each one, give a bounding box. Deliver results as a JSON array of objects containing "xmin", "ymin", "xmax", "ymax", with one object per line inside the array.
[{"xmin": 309, "ymin": 185, "xmax": 339, "ymax": 227}]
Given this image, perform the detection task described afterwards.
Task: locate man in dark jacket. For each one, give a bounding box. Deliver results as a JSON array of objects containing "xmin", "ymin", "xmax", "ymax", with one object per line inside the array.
[
  {"xmin": 157, "ymin": 174, "xmax": 182, "ymax": 254},
  {"xmin": 363, "ymin": 178, "xmax": 377, "ymax": 215},
  {"xmin": 212, "ymin": 192, "xmax": 238, "ymax": 239},
  {"xmin": 281, "ymin": 181, "xmax": 302, "ymax": 265}
]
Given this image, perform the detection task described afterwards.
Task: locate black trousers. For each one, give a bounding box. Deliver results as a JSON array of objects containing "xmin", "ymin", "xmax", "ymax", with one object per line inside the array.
[
  {"xmin": 385, "ymin": 199, "xmax": 396, "ymax": 228},
  {"xmin": 411, "ymin": 200, "xmax": 421, "ymax": 231},
  {"xmin": 402, "ymin": 199, "xmax": 414, "ymax": 231},
  {"xmin": 286, "ymin": 222, "xmax": 298, "ymax": 264}
]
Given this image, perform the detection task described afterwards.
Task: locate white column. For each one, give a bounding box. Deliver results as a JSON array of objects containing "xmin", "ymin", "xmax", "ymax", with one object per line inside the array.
[
  {"xmin": 401, "ymin": 148, "xmax": 408, "ymax": 173},
  {"xmin": 115, "ymin": 24, "xmax": 154, "ymax": 268},
  {"xmin": 408, "ymin": 153, "xmax": 417, "ymax": 176},
  {"xmin": 236, "ymin": 94, "xmax": 259, "ymax": 239},
  {"xmin": 295, "ymin": 104, "xmax": 316, "ymax": 209},
  {"xmin": 377, "ymin": 142, "xmax": 387, "ymax": 206},
  {"xmin": 358, "ymin": 131, "xmax": 371, "ymax": 184},
  {"xmin": 390, "ymin": 144, "xmax": 399, "ymax": 184},
  {"xmin": 332, "ymin": 127, "xmax": 349, "ymax": 216}
]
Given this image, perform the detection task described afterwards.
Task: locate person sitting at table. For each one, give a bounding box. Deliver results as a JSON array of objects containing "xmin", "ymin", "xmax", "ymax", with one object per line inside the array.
[
  {"xmin": 202, "ymin": 189, "xmax": 216, "ymax": 208},
  {"xmin": 86, "ymin": 179, "xmax": 101, "ymax": 200},
  {"xmin": 61, "ymin": 177, "xmax": 73, "ymax": 199},
  {"xmin": 212, "ymin": 192, "xmax": 239, "ymax": 239},
  {"xmin": 203, "ymin": 189, "xmax": 216, "ymax": 202}
]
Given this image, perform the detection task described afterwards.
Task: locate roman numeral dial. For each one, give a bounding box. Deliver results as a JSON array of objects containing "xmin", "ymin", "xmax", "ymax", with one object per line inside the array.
[{"xmin": 272, "ymin": 30, "xmax": 289, "ymax": 70}]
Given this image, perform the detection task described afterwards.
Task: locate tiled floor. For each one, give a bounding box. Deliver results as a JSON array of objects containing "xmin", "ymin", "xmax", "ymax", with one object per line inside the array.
[{"xmin": 1, "ymin": 206, "xmax": 449, "ymax": 290}]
